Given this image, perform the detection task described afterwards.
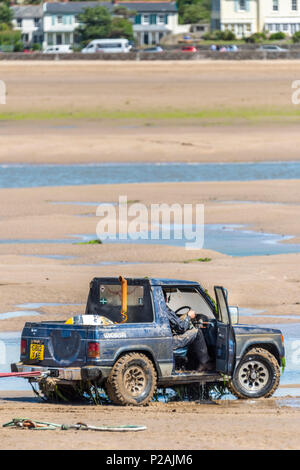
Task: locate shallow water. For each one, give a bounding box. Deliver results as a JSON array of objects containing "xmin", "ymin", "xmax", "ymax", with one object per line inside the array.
[
  {"xmin": 1, "ymin": 161, "xmax": 300, "ymax": 188},
  {"xmin": 3, "ymin": 224, "xmax": 300, "ymax": 257},
  {"xmin": 102, "ymin": 224, "xmax": 300, "ymax": 257}
]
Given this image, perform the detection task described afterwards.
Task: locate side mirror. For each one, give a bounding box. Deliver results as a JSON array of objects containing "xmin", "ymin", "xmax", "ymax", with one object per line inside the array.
[{"xmin": 229, "ymin": 306, "xmax": 239, "ymax": 325}]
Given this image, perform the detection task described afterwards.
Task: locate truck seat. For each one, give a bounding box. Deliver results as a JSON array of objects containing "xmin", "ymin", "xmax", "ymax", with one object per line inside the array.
[{"xmin": 173, "ymin": 347, "xmax": 188, "ymax": 358}]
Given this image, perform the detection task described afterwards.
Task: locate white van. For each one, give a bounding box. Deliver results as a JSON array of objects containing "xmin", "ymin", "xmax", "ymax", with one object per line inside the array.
[
  {"xmin": 81, "ymin": 38, "xmax": 132, "ymax": 54},
  {"xmin": 43, "ymin": 45, "xmax": 73, "ymax": 54}
]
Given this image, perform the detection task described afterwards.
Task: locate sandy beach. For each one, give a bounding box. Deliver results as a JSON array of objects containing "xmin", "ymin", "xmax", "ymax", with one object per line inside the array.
[{"xmin": 0, "ymin": 61, "xmax": 299, "ymax": 449}]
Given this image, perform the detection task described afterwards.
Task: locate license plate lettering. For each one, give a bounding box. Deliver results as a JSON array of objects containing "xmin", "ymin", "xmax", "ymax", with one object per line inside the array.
[{"xmin": 30, "ymin": 343, "xmax": 44, "ymax": 361}]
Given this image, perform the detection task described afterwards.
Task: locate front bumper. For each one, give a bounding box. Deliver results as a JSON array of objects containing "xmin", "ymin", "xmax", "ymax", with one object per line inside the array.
[{"xmin": 11, "ymin": 362, "xmax": 104, "ymax": 382}]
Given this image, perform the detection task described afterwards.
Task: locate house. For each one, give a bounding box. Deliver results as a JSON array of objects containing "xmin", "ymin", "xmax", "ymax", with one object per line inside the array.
[
  {"xmin": 42, "ymin": 1, "xmax": 189, "ymax": 48},
  {"xmin": 12, "ymin": 5, "xmax": 43, "ymax": 47},
  {"xmin": 211, "ymin": 0, "xmax": 300, "ymax": 38}
]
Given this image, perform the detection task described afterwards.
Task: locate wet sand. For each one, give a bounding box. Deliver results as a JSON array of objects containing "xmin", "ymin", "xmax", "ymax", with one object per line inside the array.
[{"xmin": 0, "ymin": 391, "xmax": 299, "ymax": 450}]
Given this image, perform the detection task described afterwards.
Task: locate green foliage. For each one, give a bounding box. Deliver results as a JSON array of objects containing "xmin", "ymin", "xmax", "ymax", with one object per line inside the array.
[
  {"xmin": 178, "ymin": 0, "xmax": 211, "ymax": 25},
  {"xmin": 0, "ymin": 29, "xmax": 22, "ymax": 51},
  {"xmin": 245, "ymin": 32, "xmax": 267, "ymax": 43},
  {"xmin": 269, "ymin": 31, "xmax": 286, "ymax": 40},
  {"xmin": 0, "ymin": 3, "xmax": 13, "ymax": 27},
  {"xmin": 76, "ymin": 5, "xmax": 134, "ymax": 45},
  {"xmin": 292, "ymin": 31, "xmax": 300, "ymax": 43},
  {"xmin": 76, "ymin": 6, "xmax": 112, "ymax": 45},
  {"xmin": 75, "ymin": 239, "xmax": 102, "ymax": 245},
  {"xmin": 113, "ymin": 5, "xmax": 136, "ymax": 19},
  {"xmin": 203, "ymin": 29, "xmax": 236, "ymax": 41},
  {"xmin": 181, "ymin": 2, "xmax": 210, "ymax": 24},
  {"xmin": 110, "ymin": 17, "xmax": 134, "ymax": 40}
]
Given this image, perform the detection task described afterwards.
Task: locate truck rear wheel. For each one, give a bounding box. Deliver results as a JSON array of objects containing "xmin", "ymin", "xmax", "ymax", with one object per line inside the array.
[
  {"xmin": 105, "ymin": 352, "xmax": 157, "ymax": 406},
  {"xmin": 229, "ymin": 348, "xmax": 280, "ymax": 399}
]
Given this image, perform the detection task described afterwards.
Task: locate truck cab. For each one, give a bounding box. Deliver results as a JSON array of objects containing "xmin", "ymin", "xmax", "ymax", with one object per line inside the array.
[{"xmin": 12, "ymin": 277, "xmax": 285, "ymax": 405}]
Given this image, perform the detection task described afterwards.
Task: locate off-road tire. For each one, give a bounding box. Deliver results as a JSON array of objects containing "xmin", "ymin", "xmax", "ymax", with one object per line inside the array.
[
  {"xmin": 229, "ymin": 347, "xmax": 280, "ymax": 399},
  {"xmin": 105, "ymin": 352, "xmax": 157, "ymax": 406}
]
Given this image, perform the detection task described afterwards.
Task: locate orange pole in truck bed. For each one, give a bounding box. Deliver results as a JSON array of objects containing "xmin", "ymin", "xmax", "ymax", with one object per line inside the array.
[{"xmin": 119, "ymin": 275, "xmax": 128, "ymax": 324}]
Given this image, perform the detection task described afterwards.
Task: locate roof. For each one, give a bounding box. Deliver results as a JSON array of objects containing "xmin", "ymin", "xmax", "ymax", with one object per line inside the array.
[
  {"xmin": 91, "ymin": 277, "xmax": 199, "ymax": 286},
  {"xmin": 115, "ymin": 2, "xmax": 177, "ymax": 12},
  {"xmin": 44, "ymin": 2, "xmax": 114, "ymax": 14},
  {"xmin": 44, "ymin": 1, "xmax": 177, "ymax": 14},
  {"xmin": 12, "ymin": 5, "xmax": 43, "ymax": 19}
]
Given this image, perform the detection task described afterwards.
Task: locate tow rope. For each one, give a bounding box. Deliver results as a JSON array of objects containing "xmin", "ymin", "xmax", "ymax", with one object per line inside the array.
[
  {"xmin": 0, "ymin": 371, "xmax": 42, "ymax": 379},
  {"xmin": 3, "ymin": 418, "xmax": 147, "ymax": 432}
]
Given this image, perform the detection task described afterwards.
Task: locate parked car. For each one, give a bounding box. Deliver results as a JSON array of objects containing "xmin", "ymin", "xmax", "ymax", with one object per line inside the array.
[
  {"xmin": 12, "ymin": 276, "xmax": 285, "ymax": 405},
  {"xmin": 142, "ymin": 46, "xmax": 163, "ymax": 53},
  {"xmin": 81, "ymin": 38, "xmax": 132, "ymax": 54},
  {"xmin": 181, "ymin": 45, "xmax": 197, "ymax": 53},
  {"xmin": 43, "ymin": 45, "xmax": 73, "ymax": 54},
  {"xmin": 259, "ymin": 45, "xmax": 287, "ymax": 52}
]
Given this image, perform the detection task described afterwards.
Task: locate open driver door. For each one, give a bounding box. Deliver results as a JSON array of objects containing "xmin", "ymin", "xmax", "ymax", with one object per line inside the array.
[{"xmin": 214, "ymin": 286, "xmax": 236, "ymax": 375}]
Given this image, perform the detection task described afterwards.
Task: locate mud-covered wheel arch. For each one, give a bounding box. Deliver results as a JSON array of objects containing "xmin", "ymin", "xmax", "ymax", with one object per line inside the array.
[
  {"xmin": 229, "ymin": 347, "xmax": 280, "ymax": 399},
  {"xmin": 105, "ymin": 352, "xmax": 157, "ymax": 406}
]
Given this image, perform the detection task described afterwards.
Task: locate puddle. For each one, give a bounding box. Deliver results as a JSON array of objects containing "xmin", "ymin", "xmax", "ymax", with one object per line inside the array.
[
  {"xmin": 100, "ymin": 224, "xmax": 300, "ymax": 257},
  {"xmin": 239, "ymin": 308, "xmax": 300, "ymax": 321},
  {"xmin": 0, "ymin": 311, "xmax": 40, "ymax": 320},
  {"xmin": 277, "ymin": 398, "xmax": 300, "ymax": 408},
  {"xmin": 23, "ymin": 254, "xmax": 76, "ymax": 261},
  {"xmin": 2, "ymin": 224, "xmax": 300, "ymax": 257},
  {"xmin": 51, "ymin": 201, "xmax": 117, "ymax": 207},
  {"xmin": 16, "ymin": 302, "xmax": 82, "ymax": 309},
  {"xmin": 1, "ymin": 161, "xmax": 300, "ymax": 188},
  {"xmin": 0, "ymin": 332, "xmax": 31, "ymax": 391}
]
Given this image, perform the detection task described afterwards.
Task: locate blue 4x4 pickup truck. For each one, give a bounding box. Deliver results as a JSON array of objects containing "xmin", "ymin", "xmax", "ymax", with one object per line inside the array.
[{"xmin": 12, "ymin": 277, "xmax": 285, "ymax": 405}]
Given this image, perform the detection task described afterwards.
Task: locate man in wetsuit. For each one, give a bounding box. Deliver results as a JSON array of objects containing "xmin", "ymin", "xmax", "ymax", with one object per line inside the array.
[{"xmin": 163, "ymin": 290, "xmax": 213, "ymax": 372}]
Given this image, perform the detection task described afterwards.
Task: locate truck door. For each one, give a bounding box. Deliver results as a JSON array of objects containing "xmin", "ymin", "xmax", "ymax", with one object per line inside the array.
[{"xmin": 214, "ymin": 286, "xmax": 236, "ymax": 375}]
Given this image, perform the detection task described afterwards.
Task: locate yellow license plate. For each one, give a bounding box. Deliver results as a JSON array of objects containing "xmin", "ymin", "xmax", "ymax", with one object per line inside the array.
[{"xmin": 30, "ymin": 343, "xmax": 44, "ymax": 361}]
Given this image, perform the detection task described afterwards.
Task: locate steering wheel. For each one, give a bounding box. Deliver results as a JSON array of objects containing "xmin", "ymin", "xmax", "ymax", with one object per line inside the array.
[{"xmin": 175, "ymin": 306, "xmax": 192, "ymax": 315}]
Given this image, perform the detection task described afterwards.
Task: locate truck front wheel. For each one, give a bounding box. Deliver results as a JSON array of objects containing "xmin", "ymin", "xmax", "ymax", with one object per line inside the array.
[
  {"xmin": 229, "ymin": 347, "xmax": 280, "ymax": 399},
  {"xmin": 105, "ymin": 352, "xmax": 157, "ymax": 406}
]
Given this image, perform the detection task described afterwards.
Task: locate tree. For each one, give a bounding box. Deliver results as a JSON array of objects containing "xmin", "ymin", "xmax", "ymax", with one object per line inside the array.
[
  {"xmin": 0, "ymin": 2, "xmax": 13, "ymax": 28},
  {"xmin": 182, "ymin": 3, "xmax": 210, "ymax": 24},
  {"xmin": 76, "ymin": 5, "xmax": 134, "ymax": 45},
  {"xmin": 178, "ymin": 0, "xmax": 211, "ymax": 25},
  {"xmin": 76, "ymin": 6, "xmax": 112, "ymax": 45},
  {"xmin": 110, "ymin": 17, "xmax": 134, "ymax": 40},
  {"xmin": 113, "ymin": 5, "xmax": 136, "ymax": 20}
]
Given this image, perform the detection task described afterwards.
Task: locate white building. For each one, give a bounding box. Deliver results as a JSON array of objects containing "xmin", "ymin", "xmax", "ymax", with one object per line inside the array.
[
  {"xmin": 42, "ymin": 1, "xmax": 189, "ymax": 48},
  {"xmin": 211, "ymin": 0, "xmax": 300, "ymax": 37},
  {"xmin": 12, "ymin": 5, "xmax": 43, "ymax": 47}
]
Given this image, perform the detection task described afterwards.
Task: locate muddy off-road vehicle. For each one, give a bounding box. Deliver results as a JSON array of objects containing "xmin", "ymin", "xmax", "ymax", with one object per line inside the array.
[{"xmin": 12, "ymin": 277, "xmax": 285, "ymax": 405}]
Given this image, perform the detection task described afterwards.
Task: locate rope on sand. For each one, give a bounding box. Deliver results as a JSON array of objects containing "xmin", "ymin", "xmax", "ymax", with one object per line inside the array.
[{"xmin": 2, "ymin": 418, "xmax": 147, "ymax": 432}]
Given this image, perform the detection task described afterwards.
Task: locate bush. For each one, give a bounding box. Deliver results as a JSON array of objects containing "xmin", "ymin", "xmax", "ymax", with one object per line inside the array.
[
  {"xmin": 292, "ymin": 31, "xmax": 300, "ymax": 43},
  {"xmin": 202, "ymin": 29, "xmax": 236, "ymax": 41},
  {"xmin": 0, "ymin": 29, "xmax": 22, "ymax": 51},
  {"xmin": 245, "ymin": 32, "xmax": 267, "ymax": 43},
  {"xmin": 269, "ymin": 31, "xmax": 286, "ymax": 40},
  {"xmin": 32, "ymin": 43, "xmax": 42, "ymax": 51}
]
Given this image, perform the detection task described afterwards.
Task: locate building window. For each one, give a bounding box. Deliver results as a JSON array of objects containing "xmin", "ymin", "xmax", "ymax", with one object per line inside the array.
[
  {"xmin": 239, "ymin": 0, "xmax": 246, "ymax": 11},
  {"xmin": 34, "ymin": 18, "xmax": 40, "ymax": 27},
  {"xmin": 17, "ymin": 18, "xmax": 22, "ymax": 27},
  {"xmin": 292, "ymin": 0, "xmax": 298, "ymax": 10},
  {"xmin": 273, "ymin": 0, "xmax": 279, "ymax": 11},
  {"xmin": 157, "ymin": 14, "xmax": 165, "ymax": 24},
  {"xmin": 57, "ymin": 16, "xmax": 63, "ymax": 24},
  {"xmin": 142, "ymin": 14, "xmax": 150, "ymax": 25}
]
